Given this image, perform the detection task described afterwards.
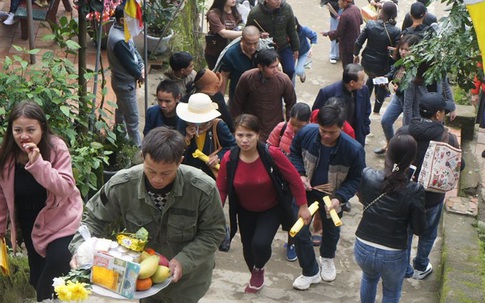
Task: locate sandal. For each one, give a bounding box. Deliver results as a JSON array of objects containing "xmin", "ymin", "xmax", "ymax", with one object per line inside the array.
[{"xmin": 312, "ymin": 235, "xmax": 322, "ymax": 246}]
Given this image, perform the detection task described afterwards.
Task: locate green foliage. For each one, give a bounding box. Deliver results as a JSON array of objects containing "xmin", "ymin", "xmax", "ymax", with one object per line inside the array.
[
  {"xmin": 0, "ymin": 254, "xmax": 36, "ymax": 303},
  {"xmin": 143, "ymin": 0, "xmax": 178, "ymax": 37},
  {"xmin": 44, "ymin": 16, "xmax": 80, "ymax": 56},
  {"xmin": 400, "ymin": 0, "xmax": 482, "ymax": 91}
]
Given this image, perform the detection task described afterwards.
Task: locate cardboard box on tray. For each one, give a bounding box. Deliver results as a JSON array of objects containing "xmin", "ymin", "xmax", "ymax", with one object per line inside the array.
[{"xmin": 91, "ymin": 251, "xmax": 141, "ymax": 299}]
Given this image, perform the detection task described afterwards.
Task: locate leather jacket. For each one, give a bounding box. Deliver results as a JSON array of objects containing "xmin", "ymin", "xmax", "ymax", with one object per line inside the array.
[
  {"xmin": 356, "ymin": 167, "xmax": 427, "ymax": 250},
  {"xmin": 354, "ymin": 20, "xmax": 401, "ymax": 76}
]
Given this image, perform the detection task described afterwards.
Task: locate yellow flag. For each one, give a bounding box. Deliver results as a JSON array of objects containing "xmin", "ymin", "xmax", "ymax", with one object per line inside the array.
[
  {"xmin": 465, "ymin": 0, "xmax": 485, "ymax": 72},
  {"xmin": 124, "ymin": 0, "xmax": 144, "ymax": 42}
]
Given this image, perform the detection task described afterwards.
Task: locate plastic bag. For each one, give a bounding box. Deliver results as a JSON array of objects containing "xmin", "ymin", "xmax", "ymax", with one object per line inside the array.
[
  {"xmin": 75, "ymin": 225, "xmax": 98, "ymax": 269},
  {"xmin": 0, "ymin": 237, "xmax": 10, "ymax": 276}
]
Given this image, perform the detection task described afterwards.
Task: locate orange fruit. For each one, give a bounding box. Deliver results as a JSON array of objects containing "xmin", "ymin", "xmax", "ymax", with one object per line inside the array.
[
  {"xmin": 145, "ymin": 248, "xmax": 157, "ymax": 255},
  {"xmin": 136, "ymin": 278, "xmax": 153, "ymax": 291}
]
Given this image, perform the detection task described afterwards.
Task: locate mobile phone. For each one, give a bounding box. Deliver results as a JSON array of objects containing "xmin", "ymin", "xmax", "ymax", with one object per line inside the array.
[{"xmin": 408, "ymin": 164, "xmax": 417, "ymax": 181}]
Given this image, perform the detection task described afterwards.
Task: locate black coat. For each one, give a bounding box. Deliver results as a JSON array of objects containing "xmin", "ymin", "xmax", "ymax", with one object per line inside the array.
[{"xmin": 356, "ymin": 167, "xmax": 427, "ymax": 250}]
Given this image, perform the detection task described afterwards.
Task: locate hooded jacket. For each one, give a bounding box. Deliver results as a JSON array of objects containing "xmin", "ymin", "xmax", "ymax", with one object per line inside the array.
[
  {"xmin": 396, "ymin": 118, "xmax": 462, "ymax": 209},
  {"xmin": 246, "ymin": 0, "xmax": 300, "ymax": 51}
]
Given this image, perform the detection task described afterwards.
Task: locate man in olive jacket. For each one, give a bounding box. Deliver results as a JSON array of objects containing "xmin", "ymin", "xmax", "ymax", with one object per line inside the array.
[
  {"xmin": 246, "ymin": 0, "xmax": 299, "ymax": 80},
  {"xmin": 69, "ymin": 127, "xmax": 226, "ymax": 303}
]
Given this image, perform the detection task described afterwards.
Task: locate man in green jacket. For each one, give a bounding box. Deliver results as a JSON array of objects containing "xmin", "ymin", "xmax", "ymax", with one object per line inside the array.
[
  {"xmin": 247, "ymin": 0, "xmax": 299, "ymax": 81},
  {"xmin": 69, "ymin": 127, "xmax": 226, "ymax": 303}
]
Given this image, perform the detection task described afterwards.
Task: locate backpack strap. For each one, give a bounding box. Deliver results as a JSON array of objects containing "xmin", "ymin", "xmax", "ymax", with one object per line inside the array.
[
  {"xmin": 279, "ymin": 122, "xmax": 288, "ymax": 140},
  {"xmin": 209, "ymin": 118, "xmax": 222, "ymax": 157}
]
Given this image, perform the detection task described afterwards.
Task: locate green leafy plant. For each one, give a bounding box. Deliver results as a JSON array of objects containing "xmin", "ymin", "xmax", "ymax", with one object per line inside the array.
[
  {"xmin": 399, "ymin": 0, "xmax": 482, "ymax": 92},
  {"xmin": 143, "ymin": 0, "xmax": 179, "ymax": 37}
]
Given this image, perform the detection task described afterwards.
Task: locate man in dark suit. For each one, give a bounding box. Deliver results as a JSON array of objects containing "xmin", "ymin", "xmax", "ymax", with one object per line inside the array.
[{"xmin": 312, "ymin": 63, "xmax": 371, "ymax": 146}]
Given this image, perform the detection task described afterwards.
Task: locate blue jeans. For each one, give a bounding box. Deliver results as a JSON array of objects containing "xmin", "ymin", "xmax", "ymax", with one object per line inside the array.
[
  {"xmin": 329, "ymin": 13, "xmax": 341, "ymax": 60},
  {"xmin": 354, "ymin": 239, "xmax": 407, "ymax": 303},
  {"xmin": 293, "ymin": 198, "xmax": 342, "ymax": 276},
  {"xmin": 111, "ymin": 77, "xmax": 142, "ymax": 147},
  {"xmin": 406, "ymin": 202, "xmax": 444, "ymax": 276},
  {"xmin": 278, "ymin": 46, "xmax": 296, "ymax": 81},
  {"xmin": 292, "ymin": 50, "xmax": 310, "ymax": 85},
  {"xmin": 381, "ymin": 94, "xmax": 403, "ymax": 143}
]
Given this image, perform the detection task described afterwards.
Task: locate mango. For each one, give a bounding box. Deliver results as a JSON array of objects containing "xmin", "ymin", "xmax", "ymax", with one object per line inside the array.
[
  {"xmin": 139, "ymin": 251, "xmax": 151, "ymax": 262},
  {"xmin": 138, "ymin": 255, "xmax": 160, "ymax": 279},
  {"xmin": 151, "ymin": 265, "xmax": 171, "ymax": 284}
]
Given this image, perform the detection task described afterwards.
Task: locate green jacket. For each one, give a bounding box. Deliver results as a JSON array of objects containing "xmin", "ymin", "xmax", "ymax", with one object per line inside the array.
[
  {"xmin": 69, "ymin": 164, "xmax": 226, "ymax": 303},
  {"xmin": 247, "ymin": 0, "xmax": 299, "ymax": 52}
]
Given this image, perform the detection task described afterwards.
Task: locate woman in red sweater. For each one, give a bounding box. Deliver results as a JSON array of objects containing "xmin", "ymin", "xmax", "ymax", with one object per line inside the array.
[{"xmin": 217, "ymin": 114, "xmax": 311, "ymax": 293}]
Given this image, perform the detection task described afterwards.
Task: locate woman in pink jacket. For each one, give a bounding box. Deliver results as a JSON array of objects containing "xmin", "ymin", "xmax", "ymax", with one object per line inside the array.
[
  {"xmin": 267, "ymin": 102, "xmax": 311, "ymax": 262},
  {"xmin": 0, "ymin": 101, "xmax": 83, "ymax": 302}
]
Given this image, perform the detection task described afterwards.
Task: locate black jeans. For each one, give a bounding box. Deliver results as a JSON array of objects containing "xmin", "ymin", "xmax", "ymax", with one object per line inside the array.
[
  {"xmin": 238, "ymin": 205, "xmax": 281, "ymax": 271},
  {"xmin": 22, "ymin": 229, "xmax": 73, "ymax": 301},
  {"xmin": 366, "ymin": 76, "xmax": 389, "ymax": 114}
]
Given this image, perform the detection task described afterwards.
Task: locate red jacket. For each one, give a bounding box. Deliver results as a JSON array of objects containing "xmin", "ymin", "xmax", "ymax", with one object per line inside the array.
[{"xmin": 0, "ymin": 137, "xmax": 83, "ymax": 257}]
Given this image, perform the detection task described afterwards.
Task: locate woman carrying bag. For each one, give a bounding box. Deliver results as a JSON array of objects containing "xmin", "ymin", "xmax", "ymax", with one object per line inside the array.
[
  {"xmin": 353, "ymin": 1, "xmax": 401, "ymax": 114},
  {"xmin": 205, "ymin": 0, "xmax": 244, "ymax": 70},
  {"xmin": 354, "ymin": 134, "xmax": 427, "ymax": 303},
  {"xmin": 217, "ymin": 114, "xmax": 311, "ymax": 293}
]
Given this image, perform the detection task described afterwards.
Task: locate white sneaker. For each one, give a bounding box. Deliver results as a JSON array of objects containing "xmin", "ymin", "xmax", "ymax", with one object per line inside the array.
[
  {"xmin": 3, "ymin": 12, "xmax": 15, "ymax": 25},
  {"xmin": 413, "ymin": 263, "xmax": 433, "ymax": 280},
  {"xmin": 320, "ymin": 257, "xmax": 337, "ymax": 281},
  {"xmin": 329, "ymin": 58, "xmax": 338, "ymax": 64},
  {"xmin": 292, "ymin": 272, "xmax": 322, "ymax": 290}
]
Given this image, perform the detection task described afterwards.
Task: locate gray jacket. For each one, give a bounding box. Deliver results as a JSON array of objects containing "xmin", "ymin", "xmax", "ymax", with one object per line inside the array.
[{"xmin": 69, "ymin": 164, "xmax": 226, "ymax": 303}]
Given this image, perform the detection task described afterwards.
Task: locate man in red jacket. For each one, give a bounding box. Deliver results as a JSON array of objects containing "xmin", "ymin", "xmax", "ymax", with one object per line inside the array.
[{"xmin": 321, "ymin": 0, "xmax": 362, "ymax": 68}]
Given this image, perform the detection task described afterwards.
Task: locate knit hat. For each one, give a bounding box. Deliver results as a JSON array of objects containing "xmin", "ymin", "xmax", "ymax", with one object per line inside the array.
[
  {"xmin": 410, "ymin": 2, "xmax": 427, "ymax": 19},
  {"xmin": 195, "ymin": 69, "xmax": 222, "ymax": 94},
  {"xmin": 176, "ymin": 93, "xmax": 221, "ymax": 123},
  {"xmin": 419, "ymin": 92, "xmax": 454, "ymax": 115}
]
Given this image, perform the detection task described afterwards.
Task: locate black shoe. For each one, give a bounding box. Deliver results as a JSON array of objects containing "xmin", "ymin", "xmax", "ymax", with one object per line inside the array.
[
  {"xmin": 373, "ymin": 147, "xmax": 386, "ymax": 155},
  {"xmin": 482, "ymin": 149, "xmax": 485, "ymax": 158},
  {"xmin": 343, "ymin": 202, "xmax": 351, "ymax": 212}
]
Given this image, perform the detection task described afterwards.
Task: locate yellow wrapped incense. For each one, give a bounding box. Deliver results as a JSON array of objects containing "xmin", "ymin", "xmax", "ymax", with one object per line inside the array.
[
  {"xmin": 289, "ymin": 202, "xmax": 319, "ymax": 237},
  {"xmin": 116, "ymin": 233, "xmax": 147, "ymax": 252},
  {"xmin": 192, "ymin": 149, "xmax": 220, "ymax": 170},
  {"xmin": 323, "ymin": 196, "xmax": 343, "ymax": 227}
]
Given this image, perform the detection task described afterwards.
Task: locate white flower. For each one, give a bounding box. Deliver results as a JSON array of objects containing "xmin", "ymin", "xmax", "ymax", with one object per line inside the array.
[{"xmin": 52, "ymin": 277, "xmax": 66, "ymax": 287}]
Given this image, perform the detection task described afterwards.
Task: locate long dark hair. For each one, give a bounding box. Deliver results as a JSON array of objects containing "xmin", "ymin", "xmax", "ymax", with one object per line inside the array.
[
  {"xmin": 208, "ymin": 0, "xmax": 241, "ymax": 25},
  {"xmin": 382, "ymin": 135, "xmax": 417, "ymax": 193},
  {"xmin": 393, "ymin": 34, "xmax": 420, "ymax": 61},
  {"xmin": 0, "ymin": 101, "xmax": 54, "ymax": 178}
]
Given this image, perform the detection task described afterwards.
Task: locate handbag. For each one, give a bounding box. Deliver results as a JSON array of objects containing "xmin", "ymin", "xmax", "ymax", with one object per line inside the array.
[
  {"xmin": 0, "ymin": 237, "xmax": 10, "ymax": 276},
  {"xmin": 205, "ymin": 33, "xmax": 228, "ymax": 57},
  {"xmin": 418, "ymin": 135, "xmax": 462, "ymax": 193}
]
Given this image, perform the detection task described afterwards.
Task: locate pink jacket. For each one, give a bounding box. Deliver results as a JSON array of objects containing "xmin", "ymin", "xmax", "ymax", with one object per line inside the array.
[
  {"xmin": 267, "ymin": 121, "xmax": 295, "ymax": 154},
  {"xmin": 0, "ymin": 137, "xmax": 83, "ymax": 257}
]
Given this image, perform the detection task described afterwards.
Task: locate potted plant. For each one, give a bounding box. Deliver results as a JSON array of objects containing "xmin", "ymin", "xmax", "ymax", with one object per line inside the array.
[
  {"xmin": 102, "ymin": 125, "xmax": 143, "ymax": 183},
  {"xmin": 141, "ymin": 0, "xmax": 183, "ymax": 54}
]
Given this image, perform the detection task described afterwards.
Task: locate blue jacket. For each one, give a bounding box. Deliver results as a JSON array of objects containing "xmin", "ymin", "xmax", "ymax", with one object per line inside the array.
[
  {"xmin": 312, "ymin": 80, "xmax": 371, "ymax": 146},
  {"xmin": 298, "ymin": 25, "xmax": 317, "ymax": 56},
  {"xmin": 143, "ymin": 105, "xmax": 182, "ymax": 136},
  {"xmin": 289, "ymin": 124, "xmax": 365, "ymax": 204}
]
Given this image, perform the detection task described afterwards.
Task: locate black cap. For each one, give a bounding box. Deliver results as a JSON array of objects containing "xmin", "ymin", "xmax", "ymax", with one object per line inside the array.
[
  {"xmin": 419, "ymin": 92, "xmax": 454, "ymax": 115},
  {"xmin": 410, "ymin": 2, "xmax": 427, "ymax": 19}
]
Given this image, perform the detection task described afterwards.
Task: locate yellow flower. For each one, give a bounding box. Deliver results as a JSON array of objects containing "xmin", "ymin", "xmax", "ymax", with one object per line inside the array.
[
  {"xmin": 55, "ymin": 284, "xmax": 72, "ymax": 301},
  {"xmin": 67, "ymin": 281, "xmax": 91, "ymax": 301}
]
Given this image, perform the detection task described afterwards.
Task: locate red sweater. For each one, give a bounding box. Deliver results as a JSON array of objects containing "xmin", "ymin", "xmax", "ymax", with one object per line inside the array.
[{"xmin": 217, "ymin": 146, "xmax": 307, "ymax": 211}]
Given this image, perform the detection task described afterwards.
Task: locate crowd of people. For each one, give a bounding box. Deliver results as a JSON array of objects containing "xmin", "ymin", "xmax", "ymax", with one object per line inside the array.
[{"xmin": 0, "ymin": 0, "xmax": 472, "ymax": 302}]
